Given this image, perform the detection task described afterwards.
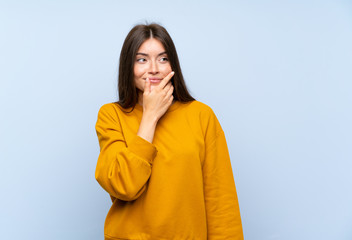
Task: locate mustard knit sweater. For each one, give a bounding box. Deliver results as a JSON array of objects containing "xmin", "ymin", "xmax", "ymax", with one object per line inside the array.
[{"xmin": 95, "ymin": 100, "xmax": 243, "ymax": 240}]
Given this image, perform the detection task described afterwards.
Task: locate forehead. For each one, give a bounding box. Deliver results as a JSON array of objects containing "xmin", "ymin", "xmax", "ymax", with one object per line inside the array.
[{"xmin": 137, "ymin": 38, "xmax": 166, "ymax": 53}]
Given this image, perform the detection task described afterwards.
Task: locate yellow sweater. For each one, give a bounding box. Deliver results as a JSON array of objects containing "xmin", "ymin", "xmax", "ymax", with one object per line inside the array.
[{"xmin": 95, "ymin": 100, "xmax": 243, "ymax": 240}]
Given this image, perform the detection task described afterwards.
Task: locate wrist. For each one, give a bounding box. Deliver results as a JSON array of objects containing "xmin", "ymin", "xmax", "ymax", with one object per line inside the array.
[{"xmin": 141, "ymin": 111, "xmax": 158, "ymax": 125}]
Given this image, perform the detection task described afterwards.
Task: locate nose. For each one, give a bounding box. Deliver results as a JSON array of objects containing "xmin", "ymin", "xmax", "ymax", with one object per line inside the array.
[{"xmin": 148, "ymin": 60, "xmax": 159, "ymax": 74}]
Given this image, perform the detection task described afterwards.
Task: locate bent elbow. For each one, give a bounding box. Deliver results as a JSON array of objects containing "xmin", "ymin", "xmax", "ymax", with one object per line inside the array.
[
  {"xmin": 95, "ymin": 167, "xmax": 103, "ymax": 183},
  {"xmin": 110, "ymin": 179, "xmax": 147, "ymax": 201},
  {"xmin": 95, "ymin": 168, "xmax": 147, "ymax": 201}
]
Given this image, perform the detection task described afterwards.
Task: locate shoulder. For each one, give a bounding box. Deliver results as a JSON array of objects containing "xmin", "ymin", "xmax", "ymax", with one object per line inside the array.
[
  {"xmin": 98, "ymin": 102, "xmax": 121, "ymax": 110},
  {"xmin": 97, "ymin": 102, "xmax": 125, "ymax": 115},
  {"xmin": 184, "ymin": 100, "xmax": 223, "ymax": 137},
  {"xmin": 96, "ymin": 102, "xmax": 127, "ymax": 124},
  {"xmin": 185, "ymin": 100, "xmax": 216, "ymax": 117}
]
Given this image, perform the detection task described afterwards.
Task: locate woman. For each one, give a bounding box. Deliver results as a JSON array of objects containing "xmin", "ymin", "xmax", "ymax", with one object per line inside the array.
[{"xmin": 95, "ymin": 23, "xmax": 244, "ymax": 240}]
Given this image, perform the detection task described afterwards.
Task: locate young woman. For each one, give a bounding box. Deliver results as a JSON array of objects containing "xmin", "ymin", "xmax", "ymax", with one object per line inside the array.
[{"xmin": 95, "ymin": 23, "xmax": 244, "ymax": 240}]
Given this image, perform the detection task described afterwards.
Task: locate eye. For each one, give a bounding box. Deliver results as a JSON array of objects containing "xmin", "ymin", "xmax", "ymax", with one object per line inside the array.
[
  {"xmin": 160, "ymin": 57, "xmax": 169, "ymax": 62},
  {"xmin": 136, "ymin": 58, "xmax": 146, "ymax": 62}
]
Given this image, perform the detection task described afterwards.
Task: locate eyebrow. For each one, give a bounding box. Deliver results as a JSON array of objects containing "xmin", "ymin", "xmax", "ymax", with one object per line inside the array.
[{"xmin": 136, "ymin": 51, "xmax": 167, "ymax": 57}]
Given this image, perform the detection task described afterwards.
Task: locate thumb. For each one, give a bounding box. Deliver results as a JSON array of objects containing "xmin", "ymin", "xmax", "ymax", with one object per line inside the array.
[{"xmin": 145, "ymin": 77, "xmax": 151, "ymax": 93}]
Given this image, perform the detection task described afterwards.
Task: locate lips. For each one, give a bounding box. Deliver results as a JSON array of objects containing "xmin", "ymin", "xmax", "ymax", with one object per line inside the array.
[{"xmin": 145, "ymin": 77, "xmax": 162, "ymax": 83}]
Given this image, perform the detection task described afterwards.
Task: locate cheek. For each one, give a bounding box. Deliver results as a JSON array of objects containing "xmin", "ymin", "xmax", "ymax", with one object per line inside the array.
[
  {"xmin": 134, "ymin": 65, "xmax": 145, "ymax": 77},
  {"xmin": 161, "ymin": 64, "xmax": 172, "ymax": 73}
]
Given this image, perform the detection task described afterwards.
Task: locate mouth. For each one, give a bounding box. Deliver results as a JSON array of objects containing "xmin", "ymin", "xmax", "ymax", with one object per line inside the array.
[{"xmin": 144, "ymin": 77, "xmax": 162, "ymax": 83}]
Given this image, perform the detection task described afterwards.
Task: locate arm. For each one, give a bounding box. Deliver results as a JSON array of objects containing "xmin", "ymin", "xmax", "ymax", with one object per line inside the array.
[
  {"xmin": 95, "ymin": 72, "xmax": 174, "ymax": 201},
  {"xmin": 95, "ymin": 104, "xmax": 158, "ymax": 201},
  {"xmin": 137, "ymin": 110, "xmax": 158, "ymax": 144},
  {"xmin": 203, "ymin": 116, "xmax": 244, "ymax": 239}
]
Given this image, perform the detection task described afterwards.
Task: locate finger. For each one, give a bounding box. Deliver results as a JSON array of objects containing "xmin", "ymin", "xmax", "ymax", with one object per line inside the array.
[
  {"xmin": 164, "ymin": 81, "xmax": 172, "ymax": 91},
  {"xmin": 144, "ymin": 77, "xmax": 151, "ymax": 94},
  {"xmin": 168, "ymin": 94, "xmax": 174, "ymax": 104},
  {"xmin": 160, "ymin": 81, "xmax": 172, "ymax": 96},
  {"xmin": 166, "ymin": 83, "xmax": 174, "ymax": 97},
  {"xmin": 158, "ymin": 71, "xmax": 174, "ymax": 90}
]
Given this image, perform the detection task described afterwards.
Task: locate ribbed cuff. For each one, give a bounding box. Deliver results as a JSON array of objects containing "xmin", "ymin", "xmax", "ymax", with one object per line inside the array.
[{"xmin": 128, "ymin": 135, "xmax": 158, "ymax": 165}]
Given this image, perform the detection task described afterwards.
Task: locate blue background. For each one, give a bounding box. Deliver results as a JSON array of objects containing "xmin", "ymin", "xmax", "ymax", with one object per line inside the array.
[{"xmin": 1, "ymin": 0, "xmax": 351, "ymax": 239}]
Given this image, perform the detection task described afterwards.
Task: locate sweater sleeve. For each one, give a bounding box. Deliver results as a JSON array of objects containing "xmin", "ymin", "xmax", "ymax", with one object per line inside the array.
[
  {"xmin": 95, "ymin": 104, "xmax": 158, "ymax": 201},
  {"xmin": 202, "ymin": 112, "xmax": 244, "ymax": 239}
]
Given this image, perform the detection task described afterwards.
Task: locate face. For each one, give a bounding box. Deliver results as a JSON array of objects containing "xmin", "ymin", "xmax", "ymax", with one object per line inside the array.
[{"xmin": 134, "ymin": 38, "xmax": 172, "ymax": 93}]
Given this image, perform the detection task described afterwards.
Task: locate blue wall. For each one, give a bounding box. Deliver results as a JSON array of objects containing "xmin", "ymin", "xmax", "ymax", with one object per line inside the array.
[{"xmin": 1, "ymin": 0, "xmax": 351, "ymax": 239}]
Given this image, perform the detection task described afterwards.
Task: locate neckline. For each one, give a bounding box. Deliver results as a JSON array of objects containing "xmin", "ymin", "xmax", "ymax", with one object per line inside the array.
[{"xmin": 133, "ymin": 100, "xmax": 181, "ymax": 113}]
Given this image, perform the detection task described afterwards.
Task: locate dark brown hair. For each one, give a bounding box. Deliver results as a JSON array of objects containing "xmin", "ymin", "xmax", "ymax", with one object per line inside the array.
[{"xmin": 115, "ymin": 22, "xmax": 195, "ymax": 111}]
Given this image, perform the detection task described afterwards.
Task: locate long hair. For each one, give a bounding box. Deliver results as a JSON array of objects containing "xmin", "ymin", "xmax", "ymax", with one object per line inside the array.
[{"xmin": 115, "ymin": 22, "xmax": 195, "ymax": 111}]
